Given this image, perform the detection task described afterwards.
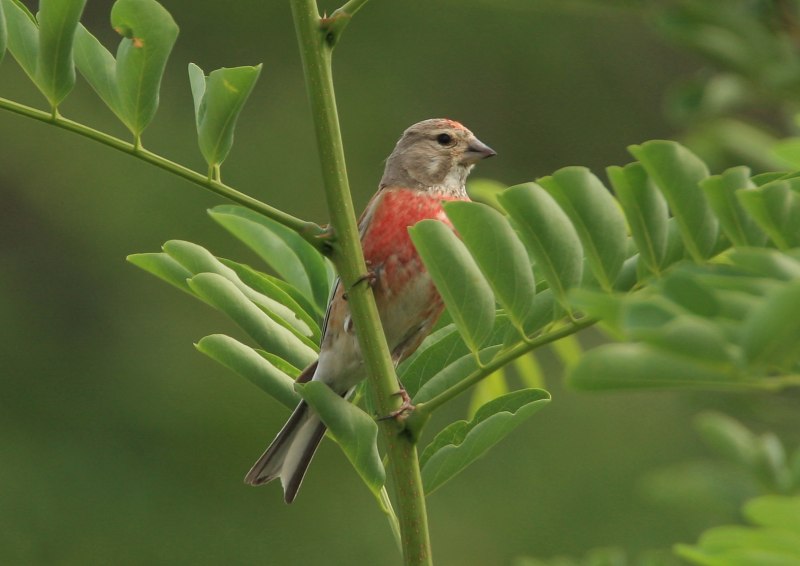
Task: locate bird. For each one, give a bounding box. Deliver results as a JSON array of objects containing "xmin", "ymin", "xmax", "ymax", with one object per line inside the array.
[{"xmin": 244, "ymin": 118, "xmax": 496, "ymax": 502}]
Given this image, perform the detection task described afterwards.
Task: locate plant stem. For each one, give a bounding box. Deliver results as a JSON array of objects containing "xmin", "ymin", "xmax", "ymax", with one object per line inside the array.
[
  {"xmin": 0, "ymin": 96, "xmax": 327, "ymax": 251},
  {"xmin": 290, "ymin": 0, "xmax": 432, "ymax": 564},
  {"xmin": 332, "ymin": 0, "xmax": 371, "ymax": 18}
]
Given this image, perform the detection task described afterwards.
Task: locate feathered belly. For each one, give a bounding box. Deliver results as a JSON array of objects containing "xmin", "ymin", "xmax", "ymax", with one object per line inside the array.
[{"xmin": 362, "ymin": 189, "xmax": 463, "ymax": 352}]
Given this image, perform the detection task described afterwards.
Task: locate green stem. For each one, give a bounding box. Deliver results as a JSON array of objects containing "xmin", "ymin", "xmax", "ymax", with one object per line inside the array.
[
  {"xmin": 415, "ymin": 318, "xmax": 597, "ymax": 418},
  {"xmin": 0, "ymin": 96, "xmax": 327, "ymax": 251},
  {"xmin": 290, "ymin": 1, "xmax": 432, "ymax": 564},
  {"xmin": 325, "ymin": 0, "xmax": 371, "ymax": 40},
  {"xmin": 332, "ymin": 0, "xmax": 371, "ymax": 18}
]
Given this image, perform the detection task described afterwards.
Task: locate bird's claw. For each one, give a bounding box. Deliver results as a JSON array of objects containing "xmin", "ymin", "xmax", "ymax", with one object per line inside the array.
[
  {"xmin": 343, "ymin": 266, "xmax": 376, "ymax": 300},
  {"xmin": 377, "ymin": 388, "xmax": 415, "ymax": 421},
  {"xmin": 353, "ymin": 269, "xmax": 377, "ymax": 288}
]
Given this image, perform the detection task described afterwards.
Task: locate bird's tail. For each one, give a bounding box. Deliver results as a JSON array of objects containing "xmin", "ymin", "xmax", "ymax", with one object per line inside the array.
[{"xmin": 244, "ymin": 399, "xmax": 327, "ymax": 503}]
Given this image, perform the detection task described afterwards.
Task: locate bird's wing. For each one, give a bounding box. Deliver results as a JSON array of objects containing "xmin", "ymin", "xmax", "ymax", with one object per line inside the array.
[{"xmin": 318, "ymin": 189, "xmax": 388, "ymax": 339}]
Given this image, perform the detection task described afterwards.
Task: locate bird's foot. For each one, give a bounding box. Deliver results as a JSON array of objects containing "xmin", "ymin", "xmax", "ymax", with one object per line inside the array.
[
  {"xmin": 343, "ymin": 265, "xmax": 376, "ymax": 300},
  {"xmin": 353, "ymin": 266, "xmax": 377, "ymax": 288},
  {"xmin": 377, "ymin": 388, "xmax": 415, "ymax": 421}
]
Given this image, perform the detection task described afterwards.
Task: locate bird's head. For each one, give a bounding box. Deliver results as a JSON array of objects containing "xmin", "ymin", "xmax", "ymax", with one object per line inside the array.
[{"xmin": 380, "ymin": 119, "xmax": 496, "ymax": 196}]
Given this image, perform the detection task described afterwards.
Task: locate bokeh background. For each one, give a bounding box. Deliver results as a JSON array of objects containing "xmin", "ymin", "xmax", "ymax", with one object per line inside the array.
[{"xmin": 2, "ymin": 1, "xmax": 798, "ymax": 565}]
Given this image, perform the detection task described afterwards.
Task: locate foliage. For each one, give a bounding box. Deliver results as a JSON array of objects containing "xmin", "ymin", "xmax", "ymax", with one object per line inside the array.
[
  {"xmin": 653, "ymin": 0, "xmax": 800, "ymax": 170},
  {"xmin": 677, "ymin": 495, "xmax": 800, "ymax": 565},
  {"xmin": 132, "ymin": 140, "xmax": 800, "ymax": 496},
  {"xmin": 640, "ymin": 411, "xmax": 800, "ymax": 520},
  {"xmin": 517, "ymin": 414, "xmax": 800, "ymax": 565},
  {"xmin": 1, "ymin": 0, "xmax": 800, "ymax": 564}
]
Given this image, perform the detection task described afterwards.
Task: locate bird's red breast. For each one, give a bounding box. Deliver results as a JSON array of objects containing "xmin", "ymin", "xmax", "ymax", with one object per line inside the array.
[
  {"xmin": 357, "ymin": 187, "xmax": 468, "ymax": 357},
  {"xmin": 361, "ymin": 188, "xmax": 464, "ymax": 274}
]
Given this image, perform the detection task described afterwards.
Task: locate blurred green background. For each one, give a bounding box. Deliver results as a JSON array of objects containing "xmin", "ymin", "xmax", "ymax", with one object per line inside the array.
[{"xmin": 2, "ymin": 1, "xmax": 798, "ymax": 565}]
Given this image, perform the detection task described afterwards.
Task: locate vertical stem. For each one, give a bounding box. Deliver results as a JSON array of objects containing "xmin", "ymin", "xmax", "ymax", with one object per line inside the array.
[{"xmin": 290, "ymin": 1, "xmax": 432, "ymax": 564}]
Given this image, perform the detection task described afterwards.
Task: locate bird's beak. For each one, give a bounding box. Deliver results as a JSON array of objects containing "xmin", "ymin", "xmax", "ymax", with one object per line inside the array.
[{"xmin": 462, "ymin": 138, "xmax": 497, "ymax": 165}]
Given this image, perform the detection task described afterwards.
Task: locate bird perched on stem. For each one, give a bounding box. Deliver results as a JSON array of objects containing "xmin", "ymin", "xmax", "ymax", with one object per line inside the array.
[{"xmin": 245, "ymin": 118, "xmax": 496, "ymax": 502}]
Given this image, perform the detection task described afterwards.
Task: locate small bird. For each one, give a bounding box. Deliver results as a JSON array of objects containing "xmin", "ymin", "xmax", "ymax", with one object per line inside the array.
[{"xmin": 244, "ymin": 119, "xmax": 496, "ymax": 502}]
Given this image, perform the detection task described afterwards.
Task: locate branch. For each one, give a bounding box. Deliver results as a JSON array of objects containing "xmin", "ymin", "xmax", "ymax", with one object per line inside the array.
[
  {"xmin": 290, "ymin": 0, "xmax": 433, "ymax": 564},
  {"xmin": 0, "ymin": 96, "xmax": 328, "ymax": 252},
  {"xmin": 413, "ymin": 318, "xmax": 598, "ymax": 424},
  {"xmin": 322, "ymin": 0, "xmax": 371, "ymax": 46},
  {"xmin": 332, "ymin": 0, "xmax": 371, "ymax": 18}
]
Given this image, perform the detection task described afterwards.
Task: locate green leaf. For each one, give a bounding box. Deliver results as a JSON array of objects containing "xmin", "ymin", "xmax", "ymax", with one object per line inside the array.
[
  {"xmin": 187, "ymin": 273, "xmax": 316, "ymax": 369},
  {"xmin": 662, "ymin": 271, "xmax": 720, "ymax": 317},
  {"xmin": 443, "ymin": 201, "xmax": 536, "ymax": 333},
  {"xmin": 399, "ymin": 316, "xmax": 513, "ymax": 398},
  {"xmin": 618, "ymin": 294, "xmax": 737, "ymax": 369},
  {"xmin": 187, "ymin": 61, "xmax": 205, "ymax": 115},
  {"xmin": 466, "ymin": 178, "xmax": 506, "ymax": 211},
  {"xmin": 740, "ymin": 281, "xmax": 800, "ymax": 371},
  {"xmin": 35, "ymin": 0, "xmax": 86, "ymax": 107},
  {"xmin": 568, "ymin": 343, "xmax": 738, "ymax": 390},
  {"xmin": 210, "ymin": 205, "xmax": 331, "ymax": 315},
  {"xmin": 745, "ymin": 496, "xmax": 800, "ymax": 534},
  {"xmin": 128, "ymin": 248, "xmax": 321, "ymax": 343},
  {"xmin": 398, "ymin": 324, "xmax": 467, "ymax": 398},
  {"xmin": 663, "ymin": 218, "xmax": 689, "ymax": 268},
  {"xmin": 701, "ymin": 166, "xmax": 767, "ymax": 247},
  {"xmin": 569, "ymin": 288, "xmax": 623, "ymax": 336},
  {"xmin": 420, "ymin": 389, "xmax": 550, "ymax": 494},
  {"xmin": 0, "ymin": 1, "xmax": 8, "ymax": 63},
  {"xmin": 772, "ymin": 138, "xmax": 800, "ymax": 168},
  {"xmin": 727, "ymin": 248, "xmax": 800, "ymax": 281},
  {"xmin": 736, "ymin": 179, "xmax": 800, "ymax": 250},
  {"xmin": 413, "ymin": 345, "xmax": 502, "ymax": 404},
  {"xmin": 3, "ymin": 0, "xmax": 39, "ymax": 79},
  {"xmin": 467, "ymin": 369, "xmax": 508, "ymax": 418},
  {"xmin": 754, "ymin": 433, "xmax": 792, "ymax": 492},
  {"xmin": 110, "ymin": 0, "xmax": 178, "ymax": 136},
  {"xmin": 499, "ymin": 183, "xmax": 583, "ymax": 312},
  {"xmin": 296, "ymin": 381, "xmax": 385, "ymax": 499},
  {"xmin": 695, "ymin": 411, "xmax": 759, "ymax": 468},
  {"xmin": 189, "ymin": 63, "xmax": 262, "ymax": 168},
  {"xmin": 608, "ymin": 162, "xmax": 670, "ymax": 276},
  {"xmin": 195, "ymin": 334, "xmax": 299, "ymax": 409},
  {"xmin": 409, "ymin": 219, "xmax": 495, "ymax": 353},
  {"xmin": 257, "ymin": 350, "xmax": 301, "ymax": 380},
  {"xmin": 615, "ymin": 251, "xmax": 640, "ymax": 292},
  {"xmin": 689, "ymin": 262, "xmax": 784, "ymax": 298},
  {"xmin": 126, "ymin": 252, "xmax": 193, "ymax": 292},
  {"xmin": 524, "ymin": 289, "xmax": 559, "ymax": 337},
  {"xmin": 629, "ymin": 140, "xmax": 718, "ymax": 261},
  {"xmin": 219, "ymin": 258, "xmax": 321, "ymax": 341},
  {"xmin": 74, "ymin": 24, "xmax": 122, "ymax": 121},
  {"xmin": 620, "ymin": 292, "xmax": 681, "ymax": 327},
  {"xmin": 675, "ymin": 495, "xmax": 800, "ymax": 565},
  {"xmin": 161, "ymin": 240, "xmax": 314, "ymax": 340},
  {"xmin": 538, "ymin": 167, "xmax": 628, "ymax": 291},
  {"xmin": 753, "ymin": 171, "xmax": 789, "ymax": 186}
]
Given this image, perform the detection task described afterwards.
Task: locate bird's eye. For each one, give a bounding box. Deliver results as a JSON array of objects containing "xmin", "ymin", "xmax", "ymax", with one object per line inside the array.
[{"xmin": 436, "ymin": 133, "xmax": 453, "ymax": 146}]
